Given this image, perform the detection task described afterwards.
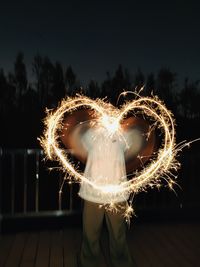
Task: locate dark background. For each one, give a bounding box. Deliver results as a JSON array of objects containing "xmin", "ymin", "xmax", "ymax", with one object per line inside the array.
[
  {"xmin": 0, "ymin": 0, "xmax": 200, "ymax": 229},
  {"xmin": 0, "ymin": 0, "xmax": 200, "ymax": 148}
]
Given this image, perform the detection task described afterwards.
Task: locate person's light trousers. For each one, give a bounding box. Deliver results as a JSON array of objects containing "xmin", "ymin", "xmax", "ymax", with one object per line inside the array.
[{"xmin": 79, "ymin": 200, "xmax": 135, "ymax": 267}]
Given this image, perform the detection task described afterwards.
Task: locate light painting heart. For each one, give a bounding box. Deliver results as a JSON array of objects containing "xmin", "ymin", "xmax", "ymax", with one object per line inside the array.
[{"xmin": 40, "ymin": 93, "xmax": 193, "ymax": 221}]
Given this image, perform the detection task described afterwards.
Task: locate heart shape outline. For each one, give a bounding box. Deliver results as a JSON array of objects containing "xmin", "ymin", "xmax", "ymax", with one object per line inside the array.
[{"xmin": 41, "ymin": 94, "xmax": 177, "ymax": 198}]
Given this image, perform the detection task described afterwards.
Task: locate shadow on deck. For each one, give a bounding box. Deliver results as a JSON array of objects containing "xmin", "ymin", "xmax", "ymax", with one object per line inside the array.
[{"xmin": 0, "ymin": 221, "xmax": 199, "ymax": 267}]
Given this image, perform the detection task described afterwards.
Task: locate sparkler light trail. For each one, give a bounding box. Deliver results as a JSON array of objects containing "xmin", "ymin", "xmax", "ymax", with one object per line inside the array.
[{"xmin": 40, "ymin": 92, "xmax": 199, "ymax": 222}]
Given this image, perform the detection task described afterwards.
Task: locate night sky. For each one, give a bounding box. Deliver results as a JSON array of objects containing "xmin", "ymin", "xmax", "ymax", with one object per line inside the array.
[{"xmin": 0, "ymin": 0, "xmax": 200, "ymax": 85}]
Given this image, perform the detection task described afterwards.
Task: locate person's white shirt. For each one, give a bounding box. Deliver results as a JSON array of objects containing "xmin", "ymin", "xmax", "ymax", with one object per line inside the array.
[{"xmin": 78, "ymin": 124, "xmax": 143, "ymax": 204}]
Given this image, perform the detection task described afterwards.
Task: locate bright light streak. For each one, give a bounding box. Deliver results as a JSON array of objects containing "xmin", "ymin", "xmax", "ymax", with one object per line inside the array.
[
  {"xmin": 101, "ymin": 114, "xmax": 120, "ymax": 135},
  {"xmin": 39, "ymin": 92, "xmax": 200, "ymax": 222}
]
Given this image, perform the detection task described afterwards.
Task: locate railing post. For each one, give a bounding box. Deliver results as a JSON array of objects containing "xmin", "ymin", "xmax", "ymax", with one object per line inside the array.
[
  {"xmin": 59, "ymin": 173, "xmax": 62, "ymax": 211},
  {"xmin": 11, "ymin": 152, "xmax": 15, "ymax": 215},
  {"xmin": 35, "ymin": 151, "xmax": 40, "ymax": 213},
  {"xmin": 23, "ymin": 150, "xmax": 27, "ymax": 213},
  {"xmin": 1, "ymin": 148, "xmax": 83, "ymax": 219}
]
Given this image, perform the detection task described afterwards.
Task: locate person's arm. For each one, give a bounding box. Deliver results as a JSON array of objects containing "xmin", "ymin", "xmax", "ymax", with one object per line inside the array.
[
  {"xmin": 121, "ymin": 116, "xmax": 156, "ymax": 174},
  {"xmin": 123, "ymin": 128, "xmax": 144, "ymax": 159},
  {"xmin": 60, "ymin": 109, "xmax": 94, "ymax": 163}
]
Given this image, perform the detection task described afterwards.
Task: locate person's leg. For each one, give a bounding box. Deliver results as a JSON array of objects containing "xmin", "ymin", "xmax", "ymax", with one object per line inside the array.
[
  {"xmin": 105, "ymin": 205, "xmax": 136, "ymax": 267},
  {"xmin": 78, "ymin": 200, "xmax": 105, "ymax": 267}
]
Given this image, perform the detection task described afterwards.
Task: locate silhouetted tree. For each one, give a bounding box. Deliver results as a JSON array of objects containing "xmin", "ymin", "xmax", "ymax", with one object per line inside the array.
[
  {"xmin": 51, "ymin": 62, "xmax": 65, "ymax": 105},
  {"xmin": 7, "ymin": 72, "xmax": 17, "ymax": 107},
  {"xmin": 32, "ymin": 54, "xmax": 43, "ymax": 105},
  {"xmin": 134, "ymin": 68, "xmax": 145, "ymax": 89},
  {"xmin": 1, "ymin": 51, "xmax": 200, "ymax": 148},
  {"xmin": 65, "ymin": 66, "xmax": 76, "ymax": 95},
  {"xmin": 41, "ymin": 57, "xmax": 55, "ymax": 106},
  {"xmin": 20, "ymin": 85, "xmax": 41, "ymax": 146},
  {"xmin": 101, "ymin": 71, "xmax": 112, "ymax": 99},
  {"xmin": 87, "ymin": 80, "xmax": 99, "ymax": 99},
  {"xmin": 156, "ymin": 68, "xmax": 177, "ymax": 112},
  {"xmin": 179, "ymin": 79, "xmax": 200, "ymax": 119},
  {"xmin": 0, "ymin": 69, "xmax": 8, "ymax": 113},
  {"xmin": 146, "ymin": 73, "xmax": 155, "ymax": 95},
  {"xmin": 32, "ymin": 55, "xmax": 55, "ymax": 107},
  {"xmin": 111, "ymin": 65, "xmax": 130, "ymax": 103},
  {"xmin": 14, "ymin": 52, "xmax": 27, "ymax": 102},
  {"xmin": 0, "ymin": 71, "xmax": 17, "ymax": 147}
]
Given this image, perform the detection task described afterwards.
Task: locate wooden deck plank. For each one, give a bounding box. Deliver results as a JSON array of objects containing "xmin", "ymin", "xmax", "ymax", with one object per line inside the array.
[
  {"xmin": 0, "ymin": 222, "xmax": 199, "ymax": 267},
  {"xmin": 176, "ymin": 223, "xmax": 200, "ymax": 251},
  {"xmin": 169, "ymin": 223, "xmax": 200, "ymax": 265},
  {"xmin": 20, "ymin": 232, "xmax": 39, "ymax": 267},
  {"xmin": 35, "ymin": 231, "xmax": 50, "ymax": 267},
  {"xmin": 162, "ymin": 223, "xmax": 193, "ymax": 267},
  {"xmin": 143, "ymin": 223, "xmax": 169, "ymax": 266},
  {"xmin": 148, "ymin": 224, "xmax": 180, "ymax": 267},
  {"xmin": 63, "ymin": 228, "xmax": 81, "ymax": 267},
  {"xmin": 128, "ymin": 225, "xmax": 154, "ymax": 267},
  {"xmin": 4, "ymin": 232, "xmax": 27, "ymax": 267},
  {"xmin": 131, "ymin": 223, "xmax": 165, "ymax": 267},
  {"xmin": 49, "ymin": 230, "xmax": 64, "ymax": 267},
  {"xmin": 161, "ymin": 223, "xmax": 195, "ymax": 267},
  {"xmin": 0, "ymin": 234, "xmax": 15, "ymax": 267}
]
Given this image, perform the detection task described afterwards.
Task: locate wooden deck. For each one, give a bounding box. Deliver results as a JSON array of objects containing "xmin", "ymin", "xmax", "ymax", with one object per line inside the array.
[{"xmin": 0, "ymin": 222, "xmax": 199, "ymax": 267}]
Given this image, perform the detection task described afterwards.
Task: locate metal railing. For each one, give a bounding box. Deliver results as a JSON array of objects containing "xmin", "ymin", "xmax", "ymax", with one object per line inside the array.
[
  {"xmin": 0, "ymin": 148, "xmax": 200, "ymax": 219},
  {"xmin": 0, "ymin": 149, "xmax": 80, "ymax": 219}
]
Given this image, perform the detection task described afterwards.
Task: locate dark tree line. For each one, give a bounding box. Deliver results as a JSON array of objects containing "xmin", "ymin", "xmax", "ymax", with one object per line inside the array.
[{"xmin": 0, "ymin": 53, "xmax": 200, "ymax": 148}]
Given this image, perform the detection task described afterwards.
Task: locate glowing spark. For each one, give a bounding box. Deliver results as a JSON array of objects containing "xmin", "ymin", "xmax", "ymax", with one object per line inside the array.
[
  {"xmin": 39, "ymin": 92, "xmax": 200, "ymax": 221},
  {"xmin": 124, "ymin": 205, "xmax": 135, "ymax": 224}
]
